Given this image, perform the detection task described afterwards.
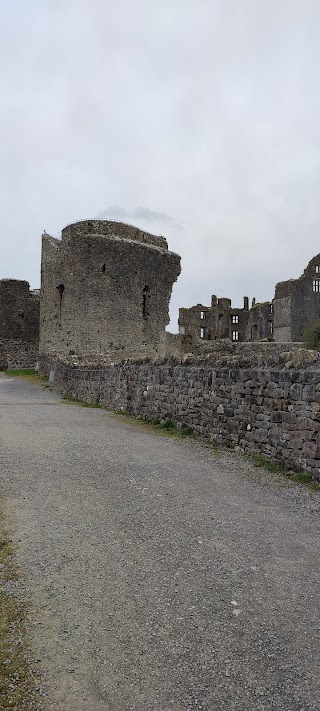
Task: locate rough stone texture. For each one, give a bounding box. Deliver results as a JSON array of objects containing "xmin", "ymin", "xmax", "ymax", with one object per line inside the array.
[
  {"xmin": 0, "ymin": 339, "xmax": 39, "ymax": 369},
  {"xmin": 0, "ymin": 279, "xmax": 39, "ymax": 369},
  {"xmin": 179, "ymin": 295, "xmax": 273, "ymax": 343},
  {"xmin": 40, "ymin": 347, "xmax": 320, "ymax": 480},
  {"xmin": 274, "ymin": 253, "xmax": 320, "ymax": 342},
  {"xmin": 40, "ymin": 220, "xmax": 181, "ymax": 364},
  {"xmin": 182, "ymin": 339, "xmax": 302, "ymax": 359}
]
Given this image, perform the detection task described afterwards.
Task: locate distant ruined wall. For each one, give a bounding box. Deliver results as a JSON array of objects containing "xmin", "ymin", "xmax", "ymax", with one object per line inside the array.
[
  {"xmin": 274, "ymin": 254, "xmax": 320, "ymax": 342},
  {"xmin": 0, "ymin": 279, "xmax": 40, "ymax": 369},
  {"xmin": 40, "ymin": 220, "xmax": 181, "ymax": 363},
  {"xmin": 179, "ymin": 296, "xmax": 273, "ymax": 343},
  {"xmin": 40, "ymin": 348, "xmax": 320, "ymax": 481}
]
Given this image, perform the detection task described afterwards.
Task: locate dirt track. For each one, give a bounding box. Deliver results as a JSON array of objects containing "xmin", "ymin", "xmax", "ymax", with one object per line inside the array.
[{"xmin": 0, "ymin": 372, "xmax": 320, "ymax": 710}]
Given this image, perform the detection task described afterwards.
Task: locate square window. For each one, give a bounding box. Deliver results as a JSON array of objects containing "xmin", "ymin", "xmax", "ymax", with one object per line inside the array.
[{"xmin": 231, "ymin": 315, "xmax": 239, "ymax": 324}]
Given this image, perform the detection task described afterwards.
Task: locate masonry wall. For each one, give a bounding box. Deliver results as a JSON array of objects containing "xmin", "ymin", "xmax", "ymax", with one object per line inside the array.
[
  {"xmin": 40, "ymin": 348, "xmax": 320, "ymax": 481},
  {"xmin": 0, "ymin": 340, "xmax": 40, "ymax": 369},
  {"xmin": 40, "ymin": 220, "xmax": 181, "ymax": 363},
  {"xmin": 0, "ymin": 279, "xmax": 40, "ymax": 369},
  {"xmin": 274, "ymin": 254, "xmax": 320, "ymax": 342},
  {"xmin": 179, "ymin": 296, "xmax": 273, "ymax": 343}
]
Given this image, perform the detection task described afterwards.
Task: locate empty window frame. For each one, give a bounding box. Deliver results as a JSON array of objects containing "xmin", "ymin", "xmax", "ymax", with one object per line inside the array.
[
  {"xmin": 231, "ymin": 315, "xmax": 239, "ymax": 324},
  {"xmin": 232, "ymin": 330, "xmax": 239, "ymax": 341},
  {"xmin": 313, "ymin": 280, "xmax": 320, "ymax": 292},
  {"xmin": 316, "ymin": 265, "xmax": 320, "ymax": 274},
  {"xmin": 200, "ymin": 311, "xmax": 205, "ymax": 319},
  {"xmin": 142, "ymin": 285, "xmax": 151, "ymax": 318},
  {"xmin": 200, "ymin": 328, "xmax": 205, "ymax": 338}
]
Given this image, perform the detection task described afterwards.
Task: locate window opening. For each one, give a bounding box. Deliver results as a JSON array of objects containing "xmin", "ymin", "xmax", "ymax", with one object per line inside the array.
[
  {"xmin": 316, "ymin": 265, "xmax": 320, "ymax": 274},
  {"xmin": 313, "ymin": 280, "xmax": 320, "ymax": 292},
  {"xmin": 200, "ymin": 328, "xmax": 205, "ymax": 338},
  {"xmin": 269, "ymin": 321, "xmax": 273, "ymax": 334},
  {"xmin": 142, "ymin": 285, "xmax": 151, "ymax": 319},
  {"xmin": 200, "ymin": 311, "xmax": 205, "ymax": 319},
  {"xmin": 270, "ymin": 303, "xmax": 273, "ymax": 313},
  {"xmin": 56, "ymin": 283, "xmax": 65, "ymax": 319},
  {"xmin": 231, "ymin": 315, "xmax": 239, "ymax": 324},
  {"xmin": 232, "ymin": 330, "xmax": 239, "ymax": 341},
  {"xmin": 102, "ymin": 263, "xmax": 106, "ymax": 273}
]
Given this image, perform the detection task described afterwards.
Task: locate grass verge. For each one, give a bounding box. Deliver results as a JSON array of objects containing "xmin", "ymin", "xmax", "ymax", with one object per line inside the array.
[
  {"xmin": 0, "ymin": 505, "xmax": 44, "ymax": 709},
  {"xmin": 252, "ymin": 454, "xmax": 319, "ymax": 491},
  {"xmin": 4, "ymin": 369, "xmax": 50, "ymax": 388},
  {"xmin": 114, "ymin": 411, "xmax": 197, "ymax": 440}
]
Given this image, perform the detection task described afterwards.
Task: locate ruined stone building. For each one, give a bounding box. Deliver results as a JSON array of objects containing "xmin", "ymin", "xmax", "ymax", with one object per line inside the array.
[
  {"xmin": 273, "ymin": 254, "xmax": 320, "ymax": 342},
  {"xmin": 179, "ymin": 295, "xmax": 273, "ymax": 343},
  {"xmin": 179, "ymin": 253, "xmax": 320, "ymax": 345},
  {"xmin": 0, "ymin": 279, "xmax": 40, "ymax": 369},
  {"xmin": 40, "ymin": 219, "xmax": 181, "ymax": 363}
]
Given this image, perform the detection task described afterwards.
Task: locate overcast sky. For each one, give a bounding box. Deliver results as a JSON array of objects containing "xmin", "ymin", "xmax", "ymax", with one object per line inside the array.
[{"xmin": 1, "ymin": 0, "xmax": 320, "ymax": 330}]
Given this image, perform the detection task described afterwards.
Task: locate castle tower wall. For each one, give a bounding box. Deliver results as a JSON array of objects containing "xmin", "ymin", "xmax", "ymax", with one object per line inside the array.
[{"xmin": 40, "ymin": 220, "xmax": 181, "ymax": 363}]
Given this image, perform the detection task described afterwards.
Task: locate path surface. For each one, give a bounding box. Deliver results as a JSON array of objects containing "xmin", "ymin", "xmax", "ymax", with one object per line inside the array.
[{"xmin": 0, "ymin": 372, "xmax": 319, "ymax": 711}]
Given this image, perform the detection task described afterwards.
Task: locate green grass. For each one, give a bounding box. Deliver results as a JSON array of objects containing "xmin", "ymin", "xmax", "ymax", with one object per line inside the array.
[
  {"xmin": 252, "ymin": 454, "xmax": 319, "ymax": 490},
  {"xmin": 4, "ymin": 369, "xmax": 50, "ymax": 388},
  {"xmin": 4, "ymin": 369, "xmax": 38, "ymax": 377},
  {"xmin": 115, "ymin": 411, "xmax": 197, "ymax": 441},
  {"xmin": 252, "ymin": 454, "xmax": 287, "ymax": 474},
  {"xmin": 0, "ymin": 506, "xmax": 44, "ymax": 709}
]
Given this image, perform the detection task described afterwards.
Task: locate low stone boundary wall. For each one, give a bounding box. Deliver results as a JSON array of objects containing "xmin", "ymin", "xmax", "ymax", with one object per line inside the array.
[
  {"xmin": 0, "ymin": 339, "xmax": 39, "ymax": 370},
  {"xmin": 40, "ymin": 351, "xmax": 320, "ymax": 481}
]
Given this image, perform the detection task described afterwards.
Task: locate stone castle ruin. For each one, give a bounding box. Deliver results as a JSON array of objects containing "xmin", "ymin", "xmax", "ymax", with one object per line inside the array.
[
  {"xmin": 179, "ymin": 253, "xmax": 320, "ymax": 346},
  {"xmin": 0, "ymin": 279, "xmax": 39, "ymax": 369},
  {"xmin": 1, "ymin": 221, "xmax": 319, "ymax": 479},
  {"xmin": 40, "ymin": 220, "xmax": 181, "ymax": 363},
  {"xmin": 273, "ymin": 254, "xmax": 320, "ymax": 342},
  {"xmin": 179, "ymin": 296, "xmax": 273, "ymax": 343}
]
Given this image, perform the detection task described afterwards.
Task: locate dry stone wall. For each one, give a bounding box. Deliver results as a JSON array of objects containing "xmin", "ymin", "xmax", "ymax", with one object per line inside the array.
[{"xmin": 40, "ymin": 348, "xmax": 320, "ymax": 481}]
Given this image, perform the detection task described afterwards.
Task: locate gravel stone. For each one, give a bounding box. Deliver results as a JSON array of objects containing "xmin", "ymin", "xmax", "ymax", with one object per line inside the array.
[{"xmin": 0, "ymin": 372, "xmax": 320, "ymax": 710}]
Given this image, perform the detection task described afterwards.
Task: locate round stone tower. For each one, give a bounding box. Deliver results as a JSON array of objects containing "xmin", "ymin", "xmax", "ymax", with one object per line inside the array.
[{"xmin": 40, "ymin": 219, "xmax": 181, "ymax": 363}]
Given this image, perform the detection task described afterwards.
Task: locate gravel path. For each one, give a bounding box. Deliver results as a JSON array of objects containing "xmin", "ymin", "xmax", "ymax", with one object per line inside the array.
[{"xmin": 0, "ymin": 372, "xmax": 320, "ymax": 711}]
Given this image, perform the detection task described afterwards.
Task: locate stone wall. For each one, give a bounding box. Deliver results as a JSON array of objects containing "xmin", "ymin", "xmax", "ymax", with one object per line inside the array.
[
  {"xmin": 274, "ymin": 253, "xmax": 320, "ymax": 342},
  {"xmin": 0, "ymin": 339, "xmax": 39, "ymax": 369},
  {"xmin": 40, "ymin": 220, "xmax": 181, "ymax": 364},
  {"xmin": 40, "ymin": 348, "xmax": 320, "ymax": 481},
  {"xmin": 0, "ymin": 279, "xmax": 39, "ymax": 369},
  {"xmin": 179, "ymin": 295, "xmax": 274, "ymax": 343}
]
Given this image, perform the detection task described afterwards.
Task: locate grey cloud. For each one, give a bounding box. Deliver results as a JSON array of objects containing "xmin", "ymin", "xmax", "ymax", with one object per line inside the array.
[{"xmin": 97, "ymin": 205, "xmax": 183, "ymax": 231}]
